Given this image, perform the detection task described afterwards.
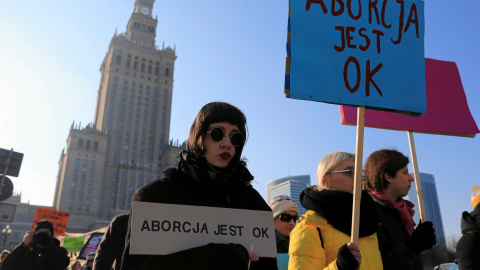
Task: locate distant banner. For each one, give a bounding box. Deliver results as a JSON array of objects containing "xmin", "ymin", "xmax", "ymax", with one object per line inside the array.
[
  {"xmin": 130, "ymin": 202, "xmax": 277, "ymax": 257},
  {"xmin": 286, "ymin": 0, "xmax": 426, "ymax": 115},
  {"xmin": 31, "ymin": 207, "xmax": 70, "ymax": 236},
  {"xmin": 63, "ymin": 236, "xmax": 85, "ymax": 253},
  {"xmin": 77, "ymin": 232, "xmax": 104, "ymax": 260},
  {"xmin": 340, "ymin": 58, "xmax": 479, "ymax": 137}
]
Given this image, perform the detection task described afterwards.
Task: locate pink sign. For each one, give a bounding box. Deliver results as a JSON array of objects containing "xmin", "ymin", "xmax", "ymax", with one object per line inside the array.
[{"xmin": 340, "ymin": 58, "xmax": 479, "ymax": 138}]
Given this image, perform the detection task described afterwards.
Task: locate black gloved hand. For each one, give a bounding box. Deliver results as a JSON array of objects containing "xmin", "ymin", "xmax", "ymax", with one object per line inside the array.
[
  {"xmin": 405, "ymin": 220, "xmax": 436, "ymax": 254},
  {"xmin": 336, "ymin": 243, "xmax": 359, "ymax": 270}
]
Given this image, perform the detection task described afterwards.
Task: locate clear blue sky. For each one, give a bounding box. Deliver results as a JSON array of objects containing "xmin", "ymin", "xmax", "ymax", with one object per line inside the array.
[{"xmin": 1, "ymin": 0, "xmax": 478, "ymax": 242}]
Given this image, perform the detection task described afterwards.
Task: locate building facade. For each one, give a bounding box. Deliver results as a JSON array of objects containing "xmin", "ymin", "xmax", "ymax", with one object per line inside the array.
[
  {"xmin": 267, "ymin": 175, "xmax": 310, "ymax": 216},
  {"xmin": 53, "ymin": 0, "xmax": 183, "ymax": 232},
  {"xmin": 0, "ymin": 193, "xmax": 42, "ymax": 250},
  {"xmin": 406, "ymin": 172, "xmax": 446, "ymax": 247}
]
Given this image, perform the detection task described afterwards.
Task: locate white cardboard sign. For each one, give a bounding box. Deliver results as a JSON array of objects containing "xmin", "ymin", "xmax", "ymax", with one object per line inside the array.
[{"xmin": 130, "ymin": 202, "xmax": 277, "ymax": 257}]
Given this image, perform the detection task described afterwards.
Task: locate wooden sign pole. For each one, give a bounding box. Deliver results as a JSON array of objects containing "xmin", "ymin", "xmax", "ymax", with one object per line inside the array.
[
  {"xmin": 351, "ymin": 106, "xmax": 365, "ymax": 245},
  {"xmin": 407, "ymin": 131, "xmax": 427, "ymax": 222}
]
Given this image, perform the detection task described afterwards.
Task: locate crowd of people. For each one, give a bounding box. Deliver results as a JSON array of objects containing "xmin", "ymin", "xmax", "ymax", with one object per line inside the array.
[{"xmin": 0, "ymin": 102, "xmax": 476, "ymax": 270}]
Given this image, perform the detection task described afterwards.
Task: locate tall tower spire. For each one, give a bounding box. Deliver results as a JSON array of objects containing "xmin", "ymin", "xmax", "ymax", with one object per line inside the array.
[
  {"xmin": 55, "ymin": 0, "xmax": 178, "ymax": 227},
  {"xmin": 126, "ymin": 0, "xmax": 157, "ymax": 48}
]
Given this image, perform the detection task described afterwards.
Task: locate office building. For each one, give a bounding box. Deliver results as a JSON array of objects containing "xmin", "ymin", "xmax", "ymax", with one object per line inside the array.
[
  {"xmin": 407, "ymin": 172, "xmax": 446, "ymax": 246},
  {"xmin": 0, "ymin": 193, "xmax": 41, "ymax": 250},
  {"xmin": 267, "ymin": 175, "xmax": 310, "ymax": 216}
]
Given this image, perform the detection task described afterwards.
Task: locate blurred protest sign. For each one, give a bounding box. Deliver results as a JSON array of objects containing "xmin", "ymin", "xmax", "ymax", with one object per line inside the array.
[
  {"xmin": 30, "ymin": 207, "xmax": 70, "ymax": 236},
  {"xmin": 77, "ymin": 233, "xmax": 104, "ymax": 259},
  {"xmin": 63, "ymin": 236, "xmax": 85, "ymax": 253},
  {"xmin": 130, "ymin": 202, "xmax": 276, "ymax": 257}
]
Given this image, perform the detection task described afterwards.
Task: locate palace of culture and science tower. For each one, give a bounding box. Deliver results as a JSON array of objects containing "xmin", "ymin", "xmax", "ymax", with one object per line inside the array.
[{"xmin": 52, "ymin": 0, "xmax": 183, "ymax": 232}]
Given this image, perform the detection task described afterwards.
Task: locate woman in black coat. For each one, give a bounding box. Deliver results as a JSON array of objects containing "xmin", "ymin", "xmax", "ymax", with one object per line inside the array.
[
  {"xmin": 119, "ymin": 101, "xmax": 277, "ymax": 270},
  {"xmin": 364, "ymin": 149, "xmax": 436, "ymax": 270}
]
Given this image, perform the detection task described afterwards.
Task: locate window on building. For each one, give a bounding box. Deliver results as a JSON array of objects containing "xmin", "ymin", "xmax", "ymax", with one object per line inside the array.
[
  {"xmin": 86, "ymin": 140, "xmax": 91, "ymax": 150},
  {"xmin": 78, "ymin": 139, "xmax": 84, "ymax": 149}
]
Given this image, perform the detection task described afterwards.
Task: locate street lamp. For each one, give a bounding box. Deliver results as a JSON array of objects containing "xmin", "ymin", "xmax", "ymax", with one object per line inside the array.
[{"xmin": 2, "ymin": 225, "xmax": 12, "ymax": 250}]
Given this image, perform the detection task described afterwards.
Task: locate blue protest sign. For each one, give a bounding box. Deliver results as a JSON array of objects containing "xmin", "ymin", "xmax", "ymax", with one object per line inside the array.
[{"xmin": 285, "ymin": 0, "xmax": 426, "ymax": 115}]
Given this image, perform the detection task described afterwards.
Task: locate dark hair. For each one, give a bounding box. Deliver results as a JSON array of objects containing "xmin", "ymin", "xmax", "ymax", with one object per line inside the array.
[
  {"xmin": 187, "ymin": 102, "xmax": 248, "ymax": 162},
  {"xmin": 364, "ymin": 149, "xmax": 409, "ymax": 192}
]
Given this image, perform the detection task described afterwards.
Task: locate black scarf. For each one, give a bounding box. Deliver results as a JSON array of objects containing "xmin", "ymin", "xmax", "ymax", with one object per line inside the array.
[
  {"xmin": 162, "ymin": 150, "xmax": 254, "ymax": 207},
  {"xmin": 174, "ymin": 150, "xmax": 253, "ymax": 185},
  {"xmin": 300, "ymin": 187, "xmax": 379, "ymax": 237}
]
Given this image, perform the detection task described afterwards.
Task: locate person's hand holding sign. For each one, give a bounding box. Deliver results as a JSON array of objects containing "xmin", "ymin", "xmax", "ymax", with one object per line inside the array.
[{"xmin": 248, "ymin": 250, "xmax": 259, "ymax": 262}]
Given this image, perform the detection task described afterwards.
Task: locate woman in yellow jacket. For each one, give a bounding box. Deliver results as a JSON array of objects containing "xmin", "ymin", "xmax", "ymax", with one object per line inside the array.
[{"xmin": 289, "ymin": 152, "xmax": 383, "ymax": 270}]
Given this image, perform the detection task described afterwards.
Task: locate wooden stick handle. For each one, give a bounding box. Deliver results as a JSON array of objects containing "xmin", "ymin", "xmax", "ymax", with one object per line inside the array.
[
  {"xmin": 407, "ymin": 131, "xmax": 427, "ymax": 222},
  {"xmin": 351, "ymin": 106, "xmax": 365, "ymax": 245}
]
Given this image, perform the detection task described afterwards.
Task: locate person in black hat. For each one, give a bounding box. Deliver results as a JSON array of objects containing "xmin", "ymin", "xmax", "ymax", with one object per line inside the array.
[
  {"xmin": 456, "ymin": 186, "xmax": 480, "ymax": 270},
  {"xmin": 0, "ymin": 219, "xmax": 69, "ymax": 270}
]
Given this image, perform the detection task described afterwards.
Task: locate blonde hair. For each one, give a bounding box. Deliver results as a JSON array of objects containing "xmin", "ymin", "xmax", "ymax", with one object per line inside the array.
[{"xmin": 316, "ymin": 151, "xmax": 355, "ymax": 191}]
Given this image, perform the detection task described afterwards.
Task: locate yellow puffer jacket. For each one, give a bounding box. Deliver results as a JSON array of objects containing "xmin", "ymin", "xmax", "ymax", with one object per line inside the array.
[{"xmin": 289, "ymin": 210, "xmax": 383, "ymax": 270}]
